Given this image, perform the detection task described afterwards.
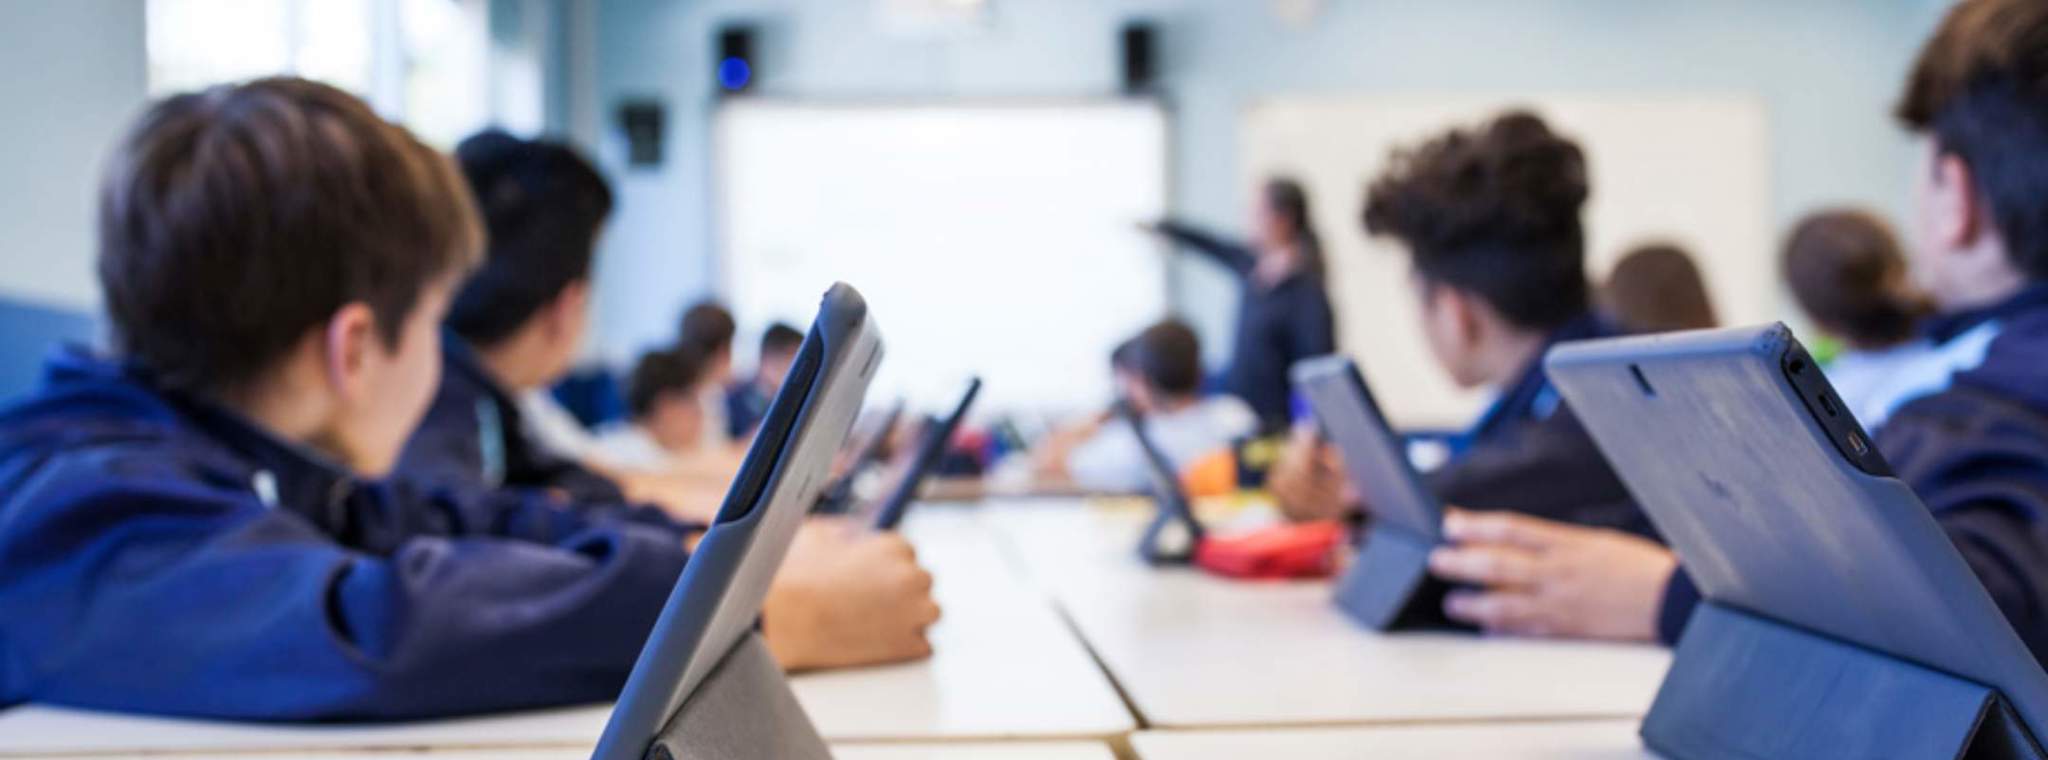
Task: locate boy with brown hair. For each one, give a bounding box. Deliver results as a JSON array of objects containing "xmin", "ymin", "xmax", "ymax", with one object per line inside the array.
[{"xmin": 0, "ymin": 79, "xmax": 935, "ymax": 721}]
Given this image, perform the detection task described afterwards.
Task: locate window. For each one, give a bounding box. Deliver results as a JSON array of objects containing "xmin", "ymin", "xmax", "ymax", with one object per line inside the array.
[{"xmin": 145, "ymin": 0, "xmax": 495, "ymax": 148}]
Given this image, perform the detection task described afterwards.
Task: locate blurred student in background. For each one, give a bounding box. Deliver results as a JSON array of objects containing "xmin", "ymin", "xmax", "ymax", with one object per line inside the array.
[
  {"xmin": 677, "ymin": 300, "xmax": 740, "ymax": 442},
  {"xmin": 1270, "ymin": 112, "xmax": 1647, "ymax": 542},
  {"xmin": 727, "ymin": 322, "xmax": 804, "ymax": 440},
  {"xmin": 1425, "ymin": 0, "xmax": 2048, "ymax": 658},
  {"xmin": 1143, "ymin": 178, "xmax": 1335, "ymax": 432},
  {"xmin": 1783, "ymin": 208, "xmax": 1939, "ymax": 426},
  {"xmin": 1599, "ymin": 243, "xmax": 1719, "ymax": 333},
  {"xmin": 1034, "ymin": 320, "xmax": 1257, "ymax": 493},
  {"xmin": 595, "ymin": 346, "xmax": 713, "ymax": 471}
]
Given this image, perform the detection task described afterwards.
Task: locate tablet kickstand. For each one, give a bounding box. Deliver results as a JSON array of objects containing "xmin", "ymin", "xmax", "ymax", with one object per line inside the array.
[
  {"xmin": 1642, "ymin": 603, "xmax": 2047, "ymax": 760},
  {"xmin": 1331, "ymin": 522, "xmax": 1437, "ymax": 631},
  {"xmin": 644, "ymin": 633, "xmax": 833, "ymax": 760}
]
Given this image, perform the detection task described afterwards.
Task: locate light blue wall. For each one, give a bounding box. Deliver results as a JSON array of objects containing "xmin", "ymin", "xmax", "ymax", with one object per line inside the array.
[
  {"xmin": 0, "ymin": 0, "xmax": 147, "ymax": 310},
  {"xmin": 581, "ymin": 0, "xmax": 1948, "ymax": 366}
]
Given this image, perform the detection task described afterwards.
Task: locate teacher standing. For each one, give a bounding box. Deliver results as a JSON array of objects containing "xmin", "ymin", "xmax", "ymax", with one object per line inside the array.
[{"xmin": 1145, "ymin": 178, "xmax": 1335, "ymax": 433}]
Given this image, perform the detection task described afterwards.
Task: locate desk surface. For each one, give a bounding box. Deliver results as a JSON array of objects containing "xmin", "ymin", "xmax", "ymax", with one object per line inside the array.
[
  {"xmin": 1131, "ymin": 720, "xmax": 1652, "ymax": 759},
  {"xmin": 982, "ymin": 500, "xmax": 1673, "ymax": 729},
  {"xmin": 0, "ymin": 741, "xmax": 1112, "ymax": 760},
  {"xmin": 0, "ymin": 508, "xmax": 1132, "ymax": 757}
]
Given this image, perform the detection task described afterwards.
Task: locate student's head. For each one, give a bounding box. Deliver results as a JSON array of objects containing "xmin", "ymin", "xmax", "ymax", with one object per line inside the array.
[
  {"xmin": 443, "ymin": 130, "xmax": 612, "ymax": 391},
  {"xmin": 1599, "ymin": 243, "xmax": 1719, "ymax": 334},
  {"xmin": 1783, "ymin": 209, "xmax": 1932, "ymax": 350},
  {"xmin": 1112, "ymin": 320, "xmax": 1204, "ymax": 414},
  {"xmin": 756, "ymin": 322, "xmax": 804, "ymax": 393},
  {"xmin": 98, "ymin": 77, "xmax": 482, "ymax": 475},
  {"xmin": 678, "ymin": 300, "xmax": 737, "ymax": 385},
  {"xmin": 1257, "ymin": 177, "xmax": 1326, "ymax": 278},
  {"xmin": 1897, "ymin": 0, "xmax": 2048, "ymax": 309},
  {"xmin": 1362, "ymin": 110, "xmax": 1591, "ymax": 388},
  {"xmin": 627, "ymin": 346, "xmax": 710, "ymax": 453}
]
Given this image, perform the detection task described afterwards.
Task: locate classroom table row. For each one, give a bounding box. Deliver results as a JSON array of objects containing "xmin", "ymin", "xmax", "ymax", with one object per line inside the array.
[{"xmin": 0, "ymin": 498, "xmax": 1673, "ymax": 758}]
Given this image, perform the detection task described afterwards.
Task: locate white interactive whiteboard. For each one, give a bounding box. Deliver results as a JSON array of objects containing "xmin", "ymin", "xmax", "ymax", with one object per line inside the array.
[
  {"xmin": 717, "ymin": 101, "xmax": 1170, "ymax": 412},
  {"xmin": 1243, "ymin": 95, "xmax": 1772, "ymax": 428}
]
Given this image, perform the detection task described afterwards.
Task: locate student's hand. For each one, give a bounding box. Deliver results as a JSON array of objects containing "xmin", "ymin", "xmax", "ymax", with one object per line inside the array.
[
  {"xmin": 1269, "ymin": 426, "xmax": 1351, "ymax": 522},
  {"xmin": 762, "ymin": 518, "xmax": 942, "ymax": 672},
  {"xmin": 1428, "ymin": 508, "xmax": 1676, "ymax": 642},
  {"xmin": 612, "ymin": 469, "xmax": 723, "ymax": 523}
]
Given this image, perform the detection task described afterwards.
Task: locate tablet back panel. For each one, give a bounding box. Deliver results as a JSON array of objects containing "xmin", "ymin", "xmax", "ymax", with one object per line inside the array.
[
  {"xmin": 1293, "ymin": 355, "xmax": 1441, "ymax": 540},
  {"xmin": 1545, "ymin": 323, "xmax": 2048, "ymax": 735},
  {"xmin": 592, "ymin": 283, "xmax": 882, "ymax": 760},
  {"xmin": 872, "ymin": 377, "xmax": 981, "ymax": 531}
]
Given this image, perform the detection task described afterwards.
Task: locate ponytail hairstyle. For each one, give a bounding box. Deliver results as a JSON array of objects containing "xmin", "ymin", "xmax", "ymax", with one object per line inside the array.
[{"xmin": 1264, "ymin": 177, "xmax": 1326, "ymax": 280}]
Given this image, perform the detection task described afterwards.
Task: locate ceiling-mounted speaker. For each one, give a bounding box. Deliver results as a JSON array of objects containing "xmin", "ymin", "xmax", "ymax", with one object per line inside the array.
[
  {"xmin": 717, "ymin": 24, "xmax": 756, "ymax": 95},
  {"xmin": 1121, "ymin": 22, "xmax": 1158, "ymax": 95}
]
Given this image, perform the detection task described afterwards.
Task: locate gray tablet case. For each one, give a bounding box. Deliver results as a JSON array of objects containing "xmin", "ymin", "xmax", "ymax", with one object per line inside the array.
[
  {"xmin": 590, "ymin": 283, "xmax": 883, "ymax": 760},
  {"xmin": 1115, "ymin": 399, "xmax": 1205, "ymax": 565},
  {"xmin": 1546, "ymin": 323, "xmax": 2048, "ymax": 760},
  {"xmin": 870, "ymin": 377, "xmax": 981, "ymax": 531},
  {"xmin": 816, "ymin": 400, "xmax": 902, "ymax": 516},
  {"xmin": 1292, "ymin": 355, "xmax": 1443, "ymax": 631}
]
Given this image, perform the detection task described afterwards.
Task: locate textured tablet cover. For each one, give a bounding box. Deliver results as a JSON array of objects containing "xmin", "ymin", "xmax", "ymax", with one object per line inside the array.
[
  {"xmin": 1547, "ymin": 324, "xmax": 2048, "ymax": 756},
  {"xmin": 592, "ymin": 283, "xmax": 882, "ymax": 760},
  {"xmin": 1292, "ymin": 355, "xmax": 1441, "ymax": 540},
  {"xmin": 1293, "ymin": 355, "xmax": 1446, "ymax": 630}
]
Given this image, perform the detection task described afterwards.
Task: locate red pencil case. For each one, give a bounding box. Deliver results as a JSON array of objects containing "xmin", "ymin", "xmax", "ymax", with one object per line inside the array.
[{"xmin": 1194, "ymin": 520, "xmax": 1344, "ymax": 579}]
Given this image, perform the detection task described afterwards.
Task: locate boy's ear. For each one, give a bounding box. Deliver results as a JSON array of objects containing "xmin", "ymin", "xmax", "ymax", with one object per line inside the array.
[
  {"xmin": 322, "ymin": 302, "xmax": 380, "ymax": 400},
  {"xmin": 544, "ymin": 280, "xmax": 593, "ymax": 340},
  {"xmin": 1933, "ymin": 152, "xmax": 1985, "ymax": 251}
]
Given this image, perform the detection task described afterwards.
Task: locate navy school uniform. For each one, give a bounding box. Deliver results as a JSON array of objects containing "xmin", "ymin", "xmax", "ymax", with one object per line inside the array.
[
  {"xmin": 1657, "ymin": 286, "xmax": 2048, "ymax": 663},
  {"xmin": 0, "ymin": 350, "xmax": 695, "ymax": 720},
  {"xmin": 1154, "ymin": 221, "xmax": 1336, "ymax": 433},
  {"xmin": 1424, "ymin": 312, "xmax": 1652, "ymax": 538},
  {"xmin": 397, "ymin": 334, "xmax": 625, "ymax": 504}
]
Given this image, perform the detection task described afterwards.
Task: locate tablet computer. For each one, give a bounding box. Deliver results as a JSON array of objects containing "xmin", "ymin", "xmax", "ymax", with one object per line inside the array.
[
  {"xmin": 1292, "ymin": 355, "xmax": 1441, "ymax": 541},
  {"xmin": 1115, "ymin": 399, "xmax": 1204, "ymax": 563},
  {"xmin": 591, "ymin": 283, "xmax": 883, "ymax": 760},
  {"xmin": 870, "ymin": 377, "xmax": 982, "ymax": 531},
  {"xmin": 1546, "ymin": 323, "xmax": 2048, "ymax": 739},
  {"xmin": 816, "ymin": 400, "xmax": 903, "ymax": 515}
]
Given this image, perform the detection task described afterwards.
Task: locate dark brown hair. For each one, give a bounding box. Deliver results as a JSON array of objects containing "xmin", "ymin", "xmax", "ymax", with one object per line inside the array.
[
  {"xmin": 1783, "ymin": 209, "xmax": 1931, "ymax": 349},
  {"xmin": 627, "ymin": 346, "xmax": 709, "ymax": 419},
  {"xmin": 1896, "ymin": 0, "xmax": 2048, "ymax": 280},
  {"xmin": 678, "ymin": 300, "xmax": 736, "ymax": 355},
  {"xmin": 1600, "ymin": 243, "xmax": 1719, "ymax": 334},
  {"xmin": 1362, "ymin": 110, "xmax": 1591, "ymax": 330},
  {"xmin": 98, "ymin": 77, "xmax": 482, "ymax": 393},
  {"xmin": 446, "ymin": 130, "xmax": 613, "ymax": 347},
  {"xmin": 1123, "ymin": 319, "xmax": 1203, "ymax": 397}
]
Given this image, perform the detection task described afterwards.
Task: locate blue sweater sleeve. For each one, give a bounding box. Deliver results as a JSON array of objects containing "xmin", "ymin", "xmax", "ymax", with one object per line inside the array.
[{"xmin": 2, "ymin": 461, "xmax": 689, "ymax": 721}]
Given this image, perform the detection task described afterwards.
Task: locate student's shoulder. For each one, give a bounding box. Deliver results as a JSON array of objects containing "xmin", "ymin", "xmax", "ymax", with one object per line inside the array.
[{"xmin": 1199, "ymin": 394, "xmax": 1261, "ymax": 433}]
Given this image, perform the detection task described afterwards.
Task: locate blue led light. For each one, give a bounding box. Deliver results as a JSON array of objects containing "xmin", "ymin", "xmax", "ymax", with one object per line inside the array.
[{"xmin": 718, "ymin": 57, "xmax": 752, "ymax": 91}]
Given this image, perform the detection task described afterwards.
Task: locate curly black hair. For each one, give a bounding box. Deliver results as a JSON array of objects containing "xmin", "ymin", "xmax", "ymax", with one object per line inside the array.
[{"xmin": 1362, "ymin": 111, "xmax": 1591, "ymax": 330}]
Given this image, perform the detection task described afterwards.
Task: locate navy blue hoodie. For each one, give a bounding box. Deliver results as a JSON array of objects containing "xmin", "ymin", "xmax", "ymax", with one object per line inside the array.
[
  {"xmin": 396, "ymin": 335, "xmax": 626, "ymax": 504},
  {"xmin": 1658, "ymin": 287, "xmax": 2048, "ymax": 663},
  {"xmin": 0, "ymin": 349, "xmax": 692, "ymax": 720},
  {"xmin": 1425, "ymin": 312, "xmax": 1653, "ymax": 538}
]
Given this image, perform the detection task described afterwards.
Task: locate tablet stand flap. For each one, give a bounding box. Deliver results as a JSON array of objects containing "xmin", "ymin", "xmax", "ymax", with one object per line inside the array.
[
  {"xmin": 1331, "ymin": 522, "xmax": 1437, "ymax": 631},
  {"xmin": 1642, "ymin": 602, "xmax": 2044, "ymax": 760},
  {"xmin": 646, "ymin": 632, "xmax": 832, "ymax": 760},
  {"xmin": 1136, "ymin": 492, "xmax": 1204, "ymax": 566}
]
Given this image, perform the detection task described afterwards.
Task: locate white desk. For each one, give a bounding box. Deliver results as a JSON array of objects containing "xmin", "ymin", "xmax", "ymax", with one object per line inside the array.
[
  {"xmin": 983, "ymin": 500, "xmax": 1672, "ymax": 729},
  {"xmin": 0, "ymin": 742, "xmax": 1112, "ymax": 760},
  {"xmin": 1131, "ymin": 720, "xmax": 1653, "ymax": 759},
  {"xmin": 0, "ymin": 507, "xmax": 1132, "ymax": 757}
]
